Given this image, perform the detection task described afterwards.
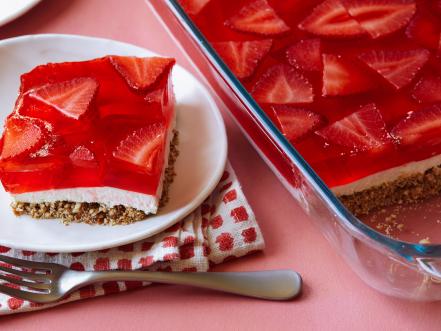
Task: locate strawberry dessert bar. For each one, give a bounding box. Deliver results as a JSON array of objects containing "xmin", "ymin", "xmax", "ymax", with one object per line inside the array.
[
  {"xmin": 0, "ymin": 55, "xmax": 177, "ymax": 224},
  {"xmin": 180, "ymin": 0, "xmax": 441, "ymax": 216}
]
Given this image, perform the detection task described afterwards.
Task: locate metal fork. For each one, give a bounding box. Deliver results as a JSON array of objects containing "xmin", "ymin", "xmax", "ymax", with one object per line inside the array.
[{"xmin": 0, "ymin": 255, "xmax": 302, "ymax": 303}]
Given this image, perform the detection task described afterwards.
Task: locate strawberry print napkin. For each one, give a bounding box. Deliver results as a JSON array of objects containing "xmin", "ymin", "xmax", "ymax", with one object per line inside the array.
[{"xmin": 0, "ymin": 162, "xmax": 264, "ymax": 315}]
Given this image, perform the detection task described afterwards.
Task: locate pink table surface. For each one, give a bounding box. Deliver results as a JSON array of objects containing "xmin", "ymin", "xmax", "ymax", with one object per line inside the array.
[{"xmin": 1, "ymin": 0, "xmax": 441, "ymax": 330}]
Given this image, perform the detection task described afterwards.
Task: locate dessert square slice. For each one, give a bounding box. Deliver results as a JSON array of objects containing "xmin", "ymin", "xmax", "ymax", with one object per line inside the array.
[{"xmin": 0, "ymin": 55, "xmax": 177, "ymax": 225}]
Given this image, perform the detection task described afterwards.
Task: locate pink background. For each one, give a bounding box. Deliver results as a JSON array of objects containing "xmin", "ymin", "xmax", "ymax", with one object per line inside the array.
[{"xmin": 1, "ymin": 0, "xmax": 441, "ymax": 329}]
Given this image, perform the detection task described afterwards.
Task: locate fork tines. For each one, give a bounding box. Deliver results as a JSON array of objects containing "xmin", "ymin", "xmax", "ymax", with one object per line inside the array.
[{"xmin": 0, "ymin": 255, "xmax": 52, "ymax": 296}]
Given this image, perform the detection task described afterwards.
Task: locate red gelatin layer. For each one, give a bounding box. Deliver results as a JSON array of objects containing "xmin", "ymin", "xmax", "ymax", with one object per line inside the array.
[
  {"xmin": 180, "ymin": 0, "xmax": 441, "ymax": 188},
  {"xmin": 0, "ymin": 56, "xmax": 176, "ymax": 195}
]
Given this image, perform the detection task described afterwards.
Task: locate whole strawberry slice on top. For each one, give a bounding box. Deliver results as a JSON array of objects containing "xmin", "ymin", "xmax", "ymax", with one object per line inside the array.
[
  {"xmin": 110, "ymin": 56, "xmax": 175, "ymax": 91},
  {"xmin": 212, "ymin": 39, "xmax": 272, "ymax": 79},
  {"xmin": 298, "ymin": 0, "xmax": 366, "ymax": 38},
  {"xmin": 29, "ymin": 77, "xmax": 98, "ymax": 120},
  {"xmin": 342, "ymin": 0, "xmax": 416, "ymax": 39},
  {"xmin": 316, "ymin": 103, "xmax": 393, "ymax": 153},
  {"xmin": 251, "ymin": 64, "xmax": 314, "ymax": 104},
  {"xmin": 299, "ymin": 0, "xmax": 416, "ymax": 39},
  {"xmin": 271, "ymin": 105, "xmax": 325, "ymax": 143},
  {"xmin": 391, "ymin": 104, "xmax": 441, "ymax": 145},
  {"xmin": 322, "ymin": 54, "xmax": 374, "ymax": 96},
  {"xmin": 113, "ymin": 123, "xmax": 166, "ymax": 174},
  {"xmin": 225, "ymin": 0, "xmax": 290, "ymax": 36},
  {"xmin": 286, "ymin": 39, "xmax": 322, "ymax": 72},
  {"xmin": 0, "ymin": 116, "xmax": 46, "ymax": 160},
  {"xmin": 358, "ymin": 49, "xmax": 430, "ymax": 89}
]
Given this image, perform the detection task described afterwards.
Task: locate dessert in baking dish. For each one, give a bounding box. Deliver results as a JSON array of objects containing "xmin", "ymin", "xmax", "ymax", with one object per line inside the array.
[
  {"xmin": 180, "ymin": 0, "xmax": 441, "ymax": 216},
  {"xmin": 0, "ymin": 55, "xmax": 178, "ymax": 224}
]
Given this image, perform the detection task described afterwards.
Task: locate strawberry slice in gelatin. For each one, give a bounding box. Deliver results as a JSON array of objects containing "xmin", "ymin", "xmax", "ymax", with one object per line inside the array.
[
  {"xmin": 298, "ymin": 0, "xmax": 366, "ymax": 38},
  {"xmin": 113, "ymin": 123, "xmax": 166, "ymax": 175},
  {"xmin": 29, "ymin": 77, "xmax": 98, "ymax": 120},
  {"xmin": 286, "ymin": 39, "xmax": 322, "ymax": 72},
  {"xmin": 225, "ymin": 0, "xmax": 290, "ymax": 36},
  {"xmin": 342, "ymin": 0, "xmax": 416, "ymax": 39},
  {"xmin": 391, "ymin": 104, "xmax": 441, "ymax": 146},
  {"xmin": 322, "ymin": 54, "xmax": 375, "ymax": 96},
  {"xmin": 316, "ymin": 103, "xmax": 393, "ymax": 153},
  {"xmin": 0, "ymin": 116, "xmax": 46, "ymax": 160},
  {"xmin": 110, "ymin": 56, "xmax": 175, "ymax": 91},
  {"xmin": 271, "ymin": 106, "xmax": 325, "ymax": 143},
  {"xmin": 212, "ymin": 40, "xmax": 272, "ymax": 79},
  {"xmin": 178, "ymin": 0, "xmax": 211, "ymax": 15},
  {"xmin": 359, "ymin": 49, "xmax": 430, "ymax": 89},
  {"xmin": 252, "ymin": 64, "xmax": 314, "ymax": 104}
]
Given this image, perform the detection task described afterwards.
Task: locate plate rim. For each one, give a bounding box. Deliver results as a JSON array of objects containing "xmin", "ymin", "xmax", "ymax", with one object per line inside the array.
[
  {"xmin": 0, "ymin": 33, "xmax": 228, "ymax": 252},
  {"xmin": 0, "ymin": 0, "xmax": 41, "ymax": 27}
]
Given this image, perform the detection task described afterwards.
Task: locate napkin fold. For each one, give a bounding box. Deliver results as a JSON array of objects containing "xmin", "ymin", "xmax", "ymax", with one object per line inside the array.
[{"xmin": 0, "ymin": 162, "xmax": 264, "ymax": 315}]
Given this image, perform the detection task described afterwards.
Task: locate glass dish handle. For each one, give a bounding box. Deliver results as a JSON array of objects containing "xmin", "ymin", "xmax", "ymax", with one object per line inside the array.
[{"xmin": 417, "ymin": 258, "xmax": 441, "ymax": 281}]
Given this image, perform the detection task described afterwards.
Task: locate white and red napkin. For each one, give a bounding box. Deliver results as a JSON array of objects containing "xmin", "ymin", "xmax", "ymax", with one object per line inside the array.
[{"xmin": 0, "ymin": 162, "xmax": 265, "ymax": 315}]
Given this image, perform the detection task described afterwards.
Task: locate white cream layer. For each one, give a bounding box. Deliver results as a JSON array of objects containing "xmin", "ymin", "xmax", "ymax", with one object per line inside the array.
[
  {"xmin": 332, "ymin": 154, "xmax": 441, "ymax": 196},
  {"xmin": 13, "ymin": 187, "xmax": 160, "ymax": 214},
  {"xmin": 13, "ymin": 110, "xmax": 177, "ymax": 215}
]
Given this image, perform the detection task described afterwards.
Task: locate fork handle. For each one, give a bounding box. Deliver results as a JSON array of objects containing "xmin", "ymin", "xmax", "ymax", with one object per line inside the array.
[{"xmin": 87, "ymin": 269, "xmax": 302, "ymax": 301}]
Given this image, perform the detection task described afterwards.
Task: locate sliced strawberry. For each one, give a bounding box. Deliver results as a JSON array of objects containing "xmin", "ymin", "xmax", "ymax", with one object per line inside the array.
[
  {"xmin": 178, "ymin": 0, "xmax": 211, "ymax": 15},
  {"xmin": 252, "ymin": 64, "xmax": 314, "ymax": 104},
  {"xmin": 322, "ymin": 54, "xmax": 374, "ymax": 96},
  {"xmin": 286, "ymin": 39, "xmax": 322, "ymax": 72},
  {"xmin": 212, "ymin": 39, "xmax": 273, "ymax": 79},
  {"xmin": 29, "ymin": 77, "xmax": 98, "ymax": 120},
  {"xmin": 316, "ymin": 103, "xmax": 392, "ymax": 152},
  {"xmin": 298, "ymin": 0, "xmax": 366, "ymax": 38},
  {"xmin": 358, "ymin": 49, "xmax": 430, "ymax": 89},
  {"xmin": 110, "ymin": 56, "xmax": 175, "ymax": 91},
  {"xmin": 391, "ymin": 104, "xmax": 441, "ymax": 145},
  {"xmin": 225, "ymin": 0, "xmax": 290, "ymax": 36},
  {"xmin": 405, "ymin": 12, "xmax": 441, "ymax": 49},
  {"xmin": 271, "ymin": 105, "xmax": 325, "ymax": 142},
  {"xmin": 69, "ymin": 146, "xmax": 97, "ymax": 168},
  {"xmin": 0, "ymin": 117, "xmax": 44, "ymax": 159},
  {"xmin": 113, "ymin": 123, "xmax": 166, "ymax": 174},
  {"xmin": 342, "ymin": 0, "xmax": 416, "ymax": 39},
  {"xmin": 412, "ymin": 74, "xmax": 441, "ymax": 104}
]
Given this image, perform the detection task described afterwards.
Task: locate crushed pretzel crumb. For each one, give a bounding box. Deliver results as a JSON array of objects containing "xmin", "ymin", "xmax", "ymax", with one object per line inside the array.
[{"xmin": 339, "ymin": 165, "xmax": 441, "ymax": 217}]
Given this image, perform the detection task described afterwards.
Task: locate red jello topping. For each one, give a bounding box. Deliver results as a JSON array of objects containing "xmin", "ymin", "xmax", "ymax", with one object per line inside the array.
[
  {"xmin": 0, "ymin": 56, "xmax": 175, "ymax": 195},
  {"xmin": 180, "ymin": 0, "xmax": 441, "ymax": 188}
]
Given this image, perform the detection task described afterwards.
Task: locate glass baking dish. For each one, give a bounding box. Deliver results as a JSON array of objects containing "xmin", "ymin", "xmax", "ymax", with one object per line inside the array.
[{"xmin": 147, "ymin": 0, "xmax": 441, "ymax": 300}]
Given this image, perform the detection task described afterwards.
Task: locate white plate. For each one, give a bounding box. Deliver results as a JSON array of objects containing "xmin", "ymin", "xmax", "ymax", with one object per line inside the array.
[
  {"xmin": 0, "ymin": 0, "xmax": 41, "ymax": 27},
  {"xmin": 0, "ymin": 34, "xmax": 227, "ymax": 252}
]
